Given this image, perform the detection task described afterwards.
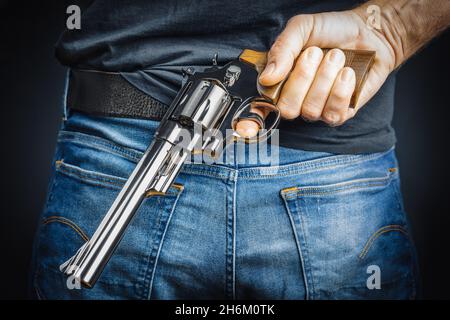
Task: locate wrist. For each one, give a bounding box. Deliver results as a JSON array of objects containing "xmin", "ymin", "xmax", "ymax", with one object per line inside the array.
[{"xmin": 352, "ymin": 1, "xmax": 407, "ymax": 68}]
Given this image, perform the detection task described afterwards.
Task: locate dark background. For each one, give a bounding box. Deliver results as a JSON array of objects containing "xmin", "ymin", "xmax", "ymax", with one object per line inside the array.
[{"xmin": 0, "ymin": 0, "xmax": 449, "ymax": 300}]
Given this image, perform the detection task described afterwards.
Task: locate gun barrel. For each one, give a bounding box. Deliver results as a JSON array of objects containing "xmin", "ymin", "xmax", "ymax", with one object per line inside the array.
[{"xmin": 61, "ymin": 137, "xmax": 182, "ymax": 287}]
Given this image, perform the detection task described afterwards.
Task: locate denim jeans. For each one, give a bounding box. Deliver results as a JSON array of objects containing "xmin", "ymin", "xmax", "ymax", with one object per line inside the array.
[{"xmin": 32, "ymin": 111, "xmax": 419, "ymax": 300}]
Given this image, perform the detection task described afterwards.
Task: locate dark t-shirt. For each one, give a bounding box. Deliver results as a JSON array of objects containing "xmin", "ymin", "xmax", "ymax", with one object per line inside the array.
[{"xmin": 56, "ymin": 0, "xmax": 396, "ymax": 154}]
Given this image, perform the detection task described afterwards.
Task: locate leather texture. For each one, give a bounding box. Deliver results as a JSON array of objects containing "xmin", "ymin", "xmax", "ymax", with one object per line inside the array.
[{"xmin": 67, "ymin": 69, "xmax": 168, "ymax": 121}]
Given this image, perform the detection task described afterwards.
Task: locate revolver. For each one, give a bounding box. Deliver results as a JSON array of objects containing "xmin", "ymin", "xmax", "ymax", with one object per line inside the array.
[{"xmin": 60, "ymin": 49, "xmax": 375, "ymax": 288}]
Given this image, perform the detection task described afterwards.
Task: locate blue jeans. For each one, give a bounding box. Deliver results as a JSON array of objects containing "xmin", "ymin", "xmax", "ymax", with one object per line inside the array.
[{"xmin": 32, "ymin": 111, "xmax": 419, "ymax": 299}]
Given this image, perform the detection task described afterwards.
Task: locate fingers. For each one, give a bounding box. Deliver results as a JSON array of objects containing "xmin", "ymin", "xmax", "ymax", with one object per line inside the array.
[
  {"xmin": 301, "ymin": 49, "xmax": 346, "ymax": 121},
  {"xmin": 277, "ymin": 46, "xmax": 323, "ymax": 119},
  {"xmin": 322, "ymin": 67, "xmax": 356, "ymax": 126},
  {"xmin": 274, "ymin": 48, "xmax": 357, "ymax": 126},
  {"xmin": 259, "ymin": 15, "xmax": 314, "ymax": 86}
]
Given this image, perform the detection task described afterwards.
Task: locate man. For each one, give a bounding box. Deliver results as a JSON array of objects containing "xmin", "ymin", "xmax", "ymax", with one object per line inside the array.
[{"xmin": 32, "ymin": 0, "xmax": 449, "ymax": 299}]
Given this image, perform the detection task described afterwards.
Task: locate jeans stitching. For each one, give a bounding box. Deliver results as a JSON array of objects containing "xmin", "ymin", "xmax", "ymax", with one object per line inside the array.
[
  {"xmin": 42, "ymin": 216, "xmax": 90, "ymax": 242},
  {"xmin": 358, "ymin": 224, "xmax": 417, "ymax": 299},
  {"xmin": 294, "ymin": 198, "xmax": 316, "ymax": 299},
  {"xmin": 280, "ymin": 172, "xmax": 395, "ymax": 200},
  {"xmin": 297, "ymin": 182, "xmax": 391, "ymax": 196},
  {"xmin": 147, "ymin": 189, "xmax": 184, "ymax": 300},
  {"xmin": 225, "ymin": 172, "xmax": 237, "ymax": 299},
  {"xmin": 281, "ymin": 192, "xmax": 310, "ymax": 300},
  {"xmin": 232, "ymin": 174, "xmax": 237, "ymax": 300},
  {"xmin": 140, "ymin": 196, "xmax": 163, "ymax": 298},
  {"xmin": 237, "ymin": 149, "xmax": 392, "ymax": 179},
  {"xmin": 56, "ymin": 160, "xmax": 126, "ymax": 188},
  {"xmin": 58, "ymin": 131, "xmax": 142, "ymax": 162},
  {"xmin": 359, "ymin": 225, "xmax": 410, "ymax": 259},
  {"xmin": 58, "ymin": 130, "xmax": 394, "ymax": 180}
]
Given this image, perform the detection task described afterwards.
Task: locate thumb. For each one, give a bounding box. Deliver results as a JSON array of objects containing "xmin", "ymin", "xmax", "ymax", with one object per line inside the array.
[{"xmin": 259, "ymin": 15, "xmax": 313, "ymax": 86}]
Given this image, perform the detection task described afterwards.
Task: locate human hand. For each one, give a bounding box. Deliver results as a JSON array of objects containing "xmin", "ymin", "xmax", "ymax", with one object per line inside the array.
[{"xmin": 236, "ymin": 6, "xmax": 400, "ymax": 136}]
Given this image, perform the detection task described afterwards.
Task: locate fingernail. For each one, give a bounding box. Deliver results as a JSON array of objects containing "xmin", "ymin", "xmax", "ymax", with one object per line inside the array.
[
  {"xmin": 307, "ymin": 47, "xmax": 322, "ymax": 62},
  {"xmin": 341, "ymin": 68, "xmax": 354, "ymax": 82},
  {"xmin": 329, "ymin": 49, "xmax": 344, "ymax": 63},
  {"xmin": 261, "ymin": 62, "xmax": 275, "ymax": 79}
]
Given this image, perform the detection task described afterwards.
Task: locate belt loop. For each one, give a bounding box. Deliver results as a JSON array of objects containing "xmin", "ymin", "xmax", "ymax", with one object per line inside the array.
[{"xmin": 62, "ymin": 68, "xmax": 71, "ymax": 122}]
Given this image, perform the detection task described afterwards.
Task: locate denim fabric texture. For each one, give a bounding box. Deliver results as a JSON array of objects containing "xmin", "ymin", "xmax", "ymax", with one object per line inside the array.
[{"xmin": 32, "ymin": 111, "xmax": 419, "ymax": 300}]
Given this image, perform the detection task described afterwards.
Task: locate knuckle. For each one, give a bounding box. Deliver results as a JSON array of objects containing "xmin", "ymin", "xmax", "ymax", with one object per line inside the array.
[
  {"xmin": 271, "ymin": 37, "xmax": 288, "ymax": 53},
  {"xmin": 268, "ymin": 41, "xmax": 284, "ymax": 59},
  {"xmin": 294, "ymin": 60, "xmax": 318, "ymax": 78},
  {"xmin": 278, "ymin": 98, "xmax": 300, "ymax": 120},
  {"xmin": 322, "ymin": 111, "xmax": 343, "ymax": 125},
  {"xmin": 332, "ymin": 89, "xmax": 352, "ymax": 102},
  {"xmin": 301, "ymin": 103, "xmax": 322, "ymax": 120},
  {"xmin": 316, "ymin": 67, "xmax": 338, "ymax": 82},
  {"xmin": 281, "ymin": 107, "xmax": 300, "ymax": 120},
  {"xmin": 335, "ymin": 117, "xmax": 349, "ymax": 126}
]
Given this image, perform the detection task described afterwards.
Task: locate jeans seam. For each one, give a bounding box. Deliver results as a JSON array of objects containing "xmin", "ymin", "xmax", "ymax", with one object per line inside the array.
[
  {"xmin": 58, "ymin": 131, "xmax": 142, "ymax": 162},
  {"xmin": 359, "ymin": 225, "xmax": 409, "ymax": 259},
  {"xmin": 294, "ymin": 199, "xmax": 316, "ymax": 299},
  {"xmin": 281, "ymin": 193, "xmax": 310, "ymax": 300},
  {"xmin": 57, "ymin": 130, "xmax": 393, "ymax": 181},
  {"xmin": 280, "ymin": 171, "xmax": 396, "ymax": 200},
  {"xmin": 139, "ymin": 196, "xmax": 163, "ymax": 298},
  {"xmin": 42, "ymin": 215, "xmax": 90, "ymax": 243},
  {"xmin": 232, "ymin": 173, "xmax": 237, "ymax": 300},
  {"xmin": 297, "ymin": 182, "xmax": 391, "ymax": 196},
  {"xmin": 58, "ymin": 130, "xmax": 142, "ymax": 156},
  {"xmin": 237, "ymin": 149, "xmax": 393, "ymax": 179},
  {"xmin": 225, "ymin": 171, "xmax": 237, "ymax": 299},
  {"xmin": 56, "ymin": 160, "xmax": 126, "ymax": 188},
  {"xmin": 147, "ymin": 190, "xmax": 184, "ymax": 300}
]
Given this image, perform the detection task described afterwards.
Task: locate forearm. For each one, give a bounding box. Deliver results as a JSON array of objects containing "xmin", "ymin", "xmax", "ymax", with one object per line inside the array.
[{"xmin": 356, "ymin": 0, "xmax": 450, "ymax": 67}]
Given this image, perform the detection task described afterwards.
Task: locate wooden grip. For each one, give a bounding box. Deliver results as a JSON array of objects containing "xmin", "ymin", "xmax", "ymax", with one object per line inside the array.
[{"xmin": 239, "ymin": 48, "xmax": 375, "ymax": 108}]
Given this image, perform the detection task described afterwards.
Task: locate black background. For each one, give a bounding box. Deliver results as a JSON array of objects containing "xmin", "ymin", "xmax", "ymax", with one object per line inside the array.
[{"xmin": 0, "ymin": 0, "xmax": 449, "ymax": 300}]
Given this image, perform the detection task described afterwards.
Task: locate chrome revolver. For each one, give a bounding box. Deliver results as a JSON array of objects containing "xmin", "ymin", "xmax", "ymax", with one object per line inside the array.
[{"xmin": 60, "ymin": 49, "xmax": 282, "ymax": 288}]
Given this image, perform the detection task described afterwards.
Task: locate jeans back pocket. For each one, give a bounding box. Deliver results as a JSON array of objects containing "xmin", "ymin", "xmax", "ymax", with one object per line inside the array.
[{"xmin": 280, "ymin": 166, "xmax": 417, "ymax": 300}]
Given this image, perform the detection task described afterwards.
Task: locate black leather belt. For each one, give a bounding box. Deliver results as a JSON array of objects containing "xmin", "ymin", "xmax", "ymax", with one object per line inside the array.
[{"xmin": 67, "ymin": 69, "xmax": 169, "ymax": 121}]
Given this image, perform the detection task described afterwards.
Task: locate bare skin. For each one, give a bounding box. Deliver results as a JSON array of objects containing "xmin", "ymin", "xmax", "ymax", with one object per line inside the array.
[{"xmin": 236, "ymin": 0, "xmax": 450, "ymax": 137}]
